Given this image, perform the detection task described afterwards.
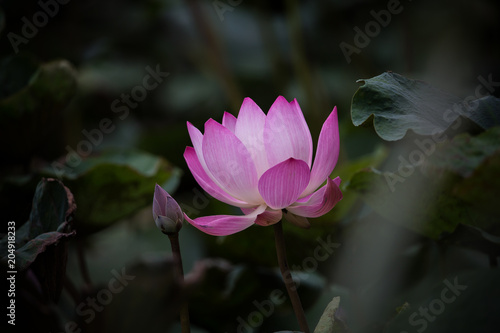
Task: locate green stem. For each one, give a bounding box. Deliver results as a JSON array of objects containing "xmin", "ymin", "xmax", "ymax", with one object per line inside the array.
[
  {"xmin": 274, "ymin": 220, "xmax": 310, "ymax": 333},
  {"xmin": 168, "ymin": 233, "xmax": 190, "ymax": 333}
]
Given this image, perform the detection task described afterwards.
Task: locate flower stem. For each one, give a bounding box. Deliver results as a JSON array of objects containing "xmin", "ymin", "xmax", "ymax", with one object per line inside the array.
[
  {"xmin": 167, "ymin": 233, "xmax": 191, "ymax": 333},
  {"xmin": 273, "ymin": 220, "xmax": 310, "ymax": 333}
]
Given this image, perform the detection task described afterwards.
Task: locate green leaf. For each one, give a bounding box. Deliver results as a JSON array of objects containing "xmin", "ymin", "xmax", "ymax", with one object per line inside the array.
[
  {"xmin": 0, "ymin": 178, "xmax": 76, "ymax": 300},
  {"xmin": 0, "ymin": 59, "xmax": 77, "ymax": 118},
  {"xmin": 347, "ymin": 126, "xmax": 500, "ymax": 239},
  {"xmin": 452, "ymin": 151, "xmax": 500, "ymax": 235},
  {"xmin": 347, "ymin": 162, "xmax": 500, "ymax": 240},
  {"xmin": 351, "ymin": 72, "xmax": 500, "ymax": 141},
  {"xmin": 0, "ymin": 59, "xmax": 77, "ymax": 161},
  {"xmin": 346, "ymin": 169, "xmax": 466, "ymax": 239},
  {"xmin": 27, "ymin": 176, "xmax": 76, "ymax": 239},
  {"xmin": 327, "ymin": 145, "xmax": 388, "ymax": 221},
  {"xmin": 42, "ymin": 149, "xmax": 182, "ymax": 232},
  {"xmin": 15, "ymin": 228, "xmax": 74, "ymax": 271},
  {"xmin": 425, "ymin": 127, "xmax": 500, "ymax": 177},
  {"xmin": 424, "ymin": 127, "xmax": 500, "ymax": 235},
  {"xmin": 467, "ymin": 95, "xmax": 500, "ymax": 130},
  {"xmin": 0, "ymin": 178, "xmax": 76, "ymax": 268}
]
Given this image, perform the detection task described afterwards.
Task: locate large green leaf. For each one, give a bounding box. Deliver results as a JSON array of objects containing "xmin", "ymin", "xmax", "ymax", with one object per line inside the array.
[
  {"xmin": 467, "ymin": 95, "xmax": 500, "ymax": 130},
  {"xmin": 42, "ymin": 149, "xmax": 182, "ymax": 232},
  {"xmin": 0, "ymin": 59, "xmax": 77, "ymax": 161},
  {"xmin": 347, "ymin": 125, "xmax": 500, "ymax": 240},
  {"xmin": 346, "ymin": 168, "xmax": 463, "ymax": 239},
  {"xmin": 347, "ymin": 164, "xmax": 499, "ymax": 241},
  {"xmin": 425, "ymin": 127, "xmax": 500, "ymax": 235},
  {"xmin": 351, "ymin": 72, "xmax": 500, "ymax": 141},
  {"xmin": 452, "ymin": 152, "xmax": 500, "ymax": 235},
  {"xmin": 0, "ymin": 178, "xmax": 76, "ymax": 268},
  {"xmin": 0, "ymin": 178, "xmax": 76, "ymax": 300},
  {"xmin": 324, "ymin": 146, "xmax": 387, "ymax": 222},
  {"xmin": 0, "ymin": 59, "xmax": 77, "ymax": 119},
  {"xmin": 425, "ymin": 127, "xmax": 500, "ymax": 177},
  {"xmin": 15, "ymin": 228, "xmax": 74, "ymax": 269},
  {"xmin": 27, "ymin": 176, "xmax": 76, "ymax": 239}
]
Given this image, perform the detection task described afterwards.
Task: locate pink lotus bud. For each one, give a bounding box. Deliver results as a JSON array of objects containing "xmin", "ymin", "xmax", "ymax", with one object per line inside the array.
[{"xmin": 153, "ymin": 184, "xmax": 183, "ymax": 234}]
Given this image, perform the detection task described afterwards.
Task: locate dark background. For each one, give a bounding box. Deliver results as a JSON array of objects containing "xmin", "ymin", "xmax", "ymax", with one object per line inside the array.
[{"xmin": 1, "ymin": 0, "xmax": 499, "ymax": 332}]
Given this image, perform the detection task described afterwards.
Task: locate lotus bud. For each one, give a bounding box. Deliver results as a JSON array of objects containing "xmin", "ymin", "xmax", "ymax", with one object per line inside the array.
[{"xmin": 153, "ymin": 184, "xmax": 183, "ymax": 234}]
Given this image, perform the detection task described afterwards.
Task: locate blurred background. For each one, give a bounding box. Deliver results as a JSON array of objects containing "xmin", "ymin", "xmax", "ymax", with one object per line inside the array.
[{"xmin": 1, "ymin": 0, "xmax": 499, "ymax": 332}]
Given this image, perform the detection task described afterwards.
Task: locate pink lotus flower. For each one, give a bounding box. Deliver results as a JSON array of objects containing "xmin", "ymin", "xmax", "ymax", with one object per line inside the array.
[{"xmin": 183, "ymin": 96, "xmax": 342, "ymax": 236}]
